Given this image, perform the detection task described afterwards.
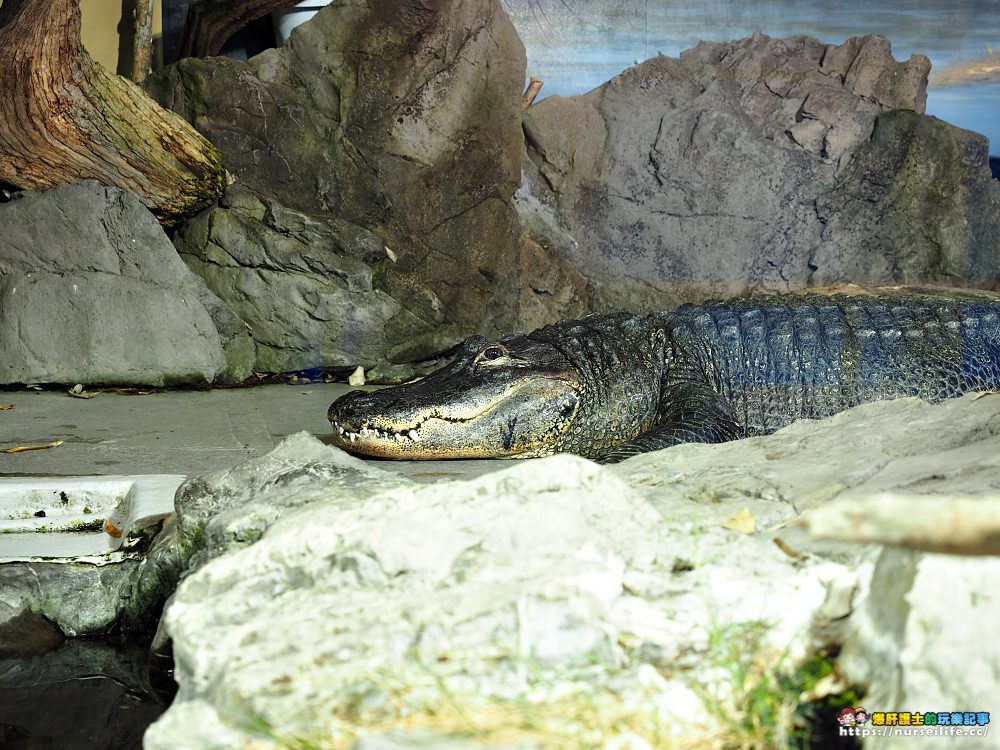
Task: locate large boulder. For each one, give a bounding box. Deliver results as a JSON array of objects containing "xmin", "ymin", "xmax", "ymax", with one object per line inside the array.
[
  {"xmin": 815, "ymin": 110, "xmax": 1000, "ymax": 285},
  {"xmin": 141, "ymin": 393, "xmax": 1000, "ymax": 749},
  {"xmin": 0, "ymin": 558, "xmax": 142, "ymax": 637},
  {"xmin": 522, "ymin": 33, "xmax": 1000, "ymax": 311},
  {"xmin": 0, "ymin": 181, "xmax": 252, "ymax": 386},
  {"xmin": 149, "ymin": 0, "xmax": 531, "ymax": 365},
  {"xmin": 174, "ymin": 185, "xmax": 399, "ymax": 372}
]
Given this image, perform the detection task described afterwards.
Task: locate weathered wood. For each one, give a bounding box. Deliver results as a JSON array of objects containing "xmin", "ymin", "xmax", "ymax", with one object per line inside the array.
[
  {"xmin": 521, "ymin": 76, "xmax": 543, "ymax": 110},
  {"xmin": 131, "ymin": 0, "xmax": 156, "ymax": 82},
  {"xmin": 0, "ymin": 0, "xmax": 225, "ymax": 225},
  {"xmin": 804, "ymin": 493, "xmax": 1000, "ymax": 556},
  {"xmin": 174, "ymin": 0, "xmax": 300, "ymax": 60}
]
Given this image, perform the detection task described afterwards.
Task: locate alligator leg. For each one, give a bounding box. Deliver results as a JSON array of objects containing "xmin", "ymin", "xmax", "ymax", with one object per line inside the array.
[{"xmin": 599, "ymin": 383, "xmax": 744, "ymax": 463}]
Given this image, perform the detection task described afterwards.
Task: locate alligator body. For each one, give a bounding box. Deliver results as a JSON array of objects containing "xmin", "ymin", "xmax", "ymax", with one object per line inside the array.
[{"xmin": 328, "ymin": 293, "xmax": 1000, "ymax": 462}]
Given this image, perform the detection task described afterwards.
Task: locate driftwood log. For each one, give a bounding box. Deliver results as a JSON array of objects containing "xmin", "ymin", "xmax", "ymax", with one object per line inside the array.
[
  {"xmin": 0, "ymin": 0, "xmax": 225, "ymax": 225},
  {"xmin": 174, "ymin": 0, "xmax": 300, "ymax": 60},
  {"xmin": 804, "ymin": 493, "xmax": 1000, "ymax": 556}
]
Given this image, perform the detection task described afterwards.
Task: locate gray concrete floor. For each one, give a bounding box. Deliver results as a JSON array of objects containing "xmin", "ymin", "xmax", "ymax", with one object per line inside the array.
[{"xmin": 0, "ymin": 384, "xmax": 509, "ymax": 483}]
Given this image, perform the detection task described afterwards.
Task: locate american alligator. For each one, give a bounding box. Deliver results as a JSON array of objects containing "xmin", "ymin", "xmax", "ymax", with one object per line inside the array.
[{"xmin": 327, "ymin": 293, "xmax": 1000, "ymax": 463}]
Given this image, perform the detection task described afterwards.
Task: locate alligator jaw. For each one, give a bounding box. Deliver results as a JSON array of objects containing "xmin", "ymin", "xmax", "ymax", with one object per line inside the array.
[
  {"xmin": 329, "ymin": 415, "xmax": 442, "ymax": 458},
  {"xmin": 329, "ymin": 414, "xmax": 492, "ymax": 459},
  {"xmin": 328, "ymin": 376, "xmax": 581, "ymax": 460}
]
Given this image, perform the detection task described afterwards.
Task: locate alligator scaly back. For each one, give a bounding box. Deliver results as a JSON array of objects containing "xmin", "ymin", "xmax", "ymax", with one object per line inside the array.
[
  {"xmin": 663, "ymin": 293, "xmax": 1000, "ymax": 429},
  {"xmin": 329, "ymin": 292, "xmax": 1000, "ymax": 462}
]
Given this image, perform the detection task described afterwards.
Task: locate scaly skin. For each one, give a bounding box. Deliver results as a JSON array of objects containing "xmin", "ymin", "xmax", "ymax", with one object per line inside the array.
[{"xmin": 328, "ymin": 293, "xmax": 1000, "ymax": 462}]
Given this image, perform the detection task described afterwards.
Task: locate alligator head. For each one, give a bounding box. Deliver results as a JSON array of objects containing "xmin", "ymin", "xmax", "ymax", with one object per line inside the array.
[{"xmin": 327, "ymin": 334, "xmax": 582, "ymax": 459}]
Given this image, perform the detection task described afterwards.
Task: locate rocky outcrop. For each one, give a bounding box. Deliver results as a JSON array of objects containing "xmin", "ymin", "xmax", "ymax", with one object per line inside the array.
[
  {"xmin": 120, "ymin": 432, "xmax": 402, "ymax": 631},
  {"xmin": 0, "ymin": 181, "xmax": 253, "ymax": 386},
  {"xmin": 174, "ymin": 185, "xmax": 400, "ymax": 372},
  {"xmin": 140, "ymin": 393, "xmax": 1000, "ymax": 749},
  {"xmin": 0, "ymin": 557, "xmax": 142, "ymax": 637},
  {"xmin": 149, "ymin": 0, "xmax": 532, "ymax": 365},
  {"xmin": 815, "ymin": 110, "xmax": 1000, "ymax": 286},
  {"xmin": 516, "ymin": 235, "xmax": 592, "ymax": 332},
  {"xmin": 522, "ymin": 33, "xmax": 1000, "ymax": 312},
  {"xmin": 513, "ymin": 181, "xmax": 593, "ymax": 331}
]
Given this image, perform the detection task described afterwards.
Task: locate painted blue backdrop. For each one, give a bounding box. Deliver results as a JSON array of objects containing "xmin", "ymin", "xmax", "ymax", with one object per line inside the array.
[{"xmin": 506, "ymin": 0, "xmax": 1000, "ymax": 156}]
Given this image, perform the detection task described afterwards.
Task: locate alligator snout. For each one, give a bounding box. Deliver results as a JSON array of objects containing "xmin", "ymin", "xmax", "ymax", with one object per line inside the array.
[
  {"xmin": 327, "ymin": 387, "xmax": 434, "ymax": 456},
  {"xmin": 327, "ymin": 389, "xmax": 377, "ymax": 425}
]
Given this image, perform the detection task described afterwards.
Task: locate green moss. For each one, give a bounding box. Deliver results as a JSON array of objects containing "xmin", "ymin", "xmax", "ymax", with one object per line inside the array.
[
  {"xmin": 67, "ymin": 518, "xmax": 106, "ymax": 533},
  {"xmin": 690, "ymin": 621, "xmax": 861, "ymax": 749}
]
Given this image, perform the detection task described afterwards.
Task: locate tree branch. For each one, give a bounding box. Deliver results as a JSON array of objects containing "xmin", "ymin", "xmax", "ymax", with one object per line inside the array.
[
  {"xmin": 131, "ymin": 0, "xmax": 155, "ymax": 82},
  {"xmin": 0, "ymin": 0, "xmax": 226, "ymax": 225}
]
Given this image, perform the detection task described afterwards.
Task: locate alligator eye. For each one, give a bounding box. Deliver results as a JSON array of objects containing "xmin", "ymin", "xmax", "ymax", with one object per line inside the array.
[{"xmin": 481, "ymin": 345, "xmax": 506, "ymax": 361}]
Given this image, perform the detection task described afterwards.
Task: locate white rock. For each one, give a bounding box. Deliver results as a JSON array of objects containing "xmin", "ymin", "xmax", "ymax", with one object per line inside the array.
[
  {"xmin": 348, "ymin": 366, "xmax": 366, "ymax": 386},
  {"xmin": 839, "ymin": 551, "xmax": 1000, "ymax": 750},
  {"xmin": 144, "ymin": 395, "xmax": 1000, "ymax": 748}
]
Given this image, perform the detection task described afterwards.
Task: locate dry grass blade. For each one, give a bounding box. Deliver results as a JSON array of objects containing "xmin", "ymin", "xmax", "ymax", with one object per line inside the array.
[
  {"xmin": 773, "ymin": 537, "xmax": 807, "ymax": 561},
  {"xmin": 1, "ymin": 439, "xmax": 65, "ymax": 454}
]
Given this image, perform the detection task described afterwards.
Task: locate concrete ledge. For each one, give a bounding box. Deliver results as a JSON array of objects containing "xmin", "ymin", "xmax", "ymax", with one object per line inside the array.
[{"xmin": 0, "ymin": 475, "xmax": 183, "ymax": 562}]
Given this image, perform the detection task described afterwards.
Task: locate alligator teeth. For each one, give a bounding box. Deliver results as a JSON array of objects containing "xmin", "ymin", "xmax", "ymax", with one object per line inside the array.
[{"xmin": 337, "ymin": 425, "xmax": 423, "ymax": 444}]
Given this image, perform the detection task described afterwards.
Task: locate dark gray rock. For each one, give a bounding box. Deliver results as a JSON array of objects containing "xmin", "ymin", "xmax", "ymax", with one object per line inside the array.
[
  {"xmin": 513, "ymin": 180, "xmax": 593, "ymax": 331},
  {"xmin": 814, "ymin": 110, "xmax": 1000, "ymax": 286},
  {"xmin": 0, "ymin": 181, "xmax": 253, "ymax": 385},
  {"xmin": 0, "ymin": 601, "xmax": 64, "ymax": 657},
  {"xmin": 149, "ymin": 0, "xmax": 531, "ymax": 364},
  {"xmin": 522, "ymin": 33, "xmax": 1000, "ymax": 312},
  {"xmin": 0, "ymin": 558, "xmax": 141, "ymax": 637},
  {"xmin": 175, "ymin": 185, "xmax": 399, "ymax": 372}
]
